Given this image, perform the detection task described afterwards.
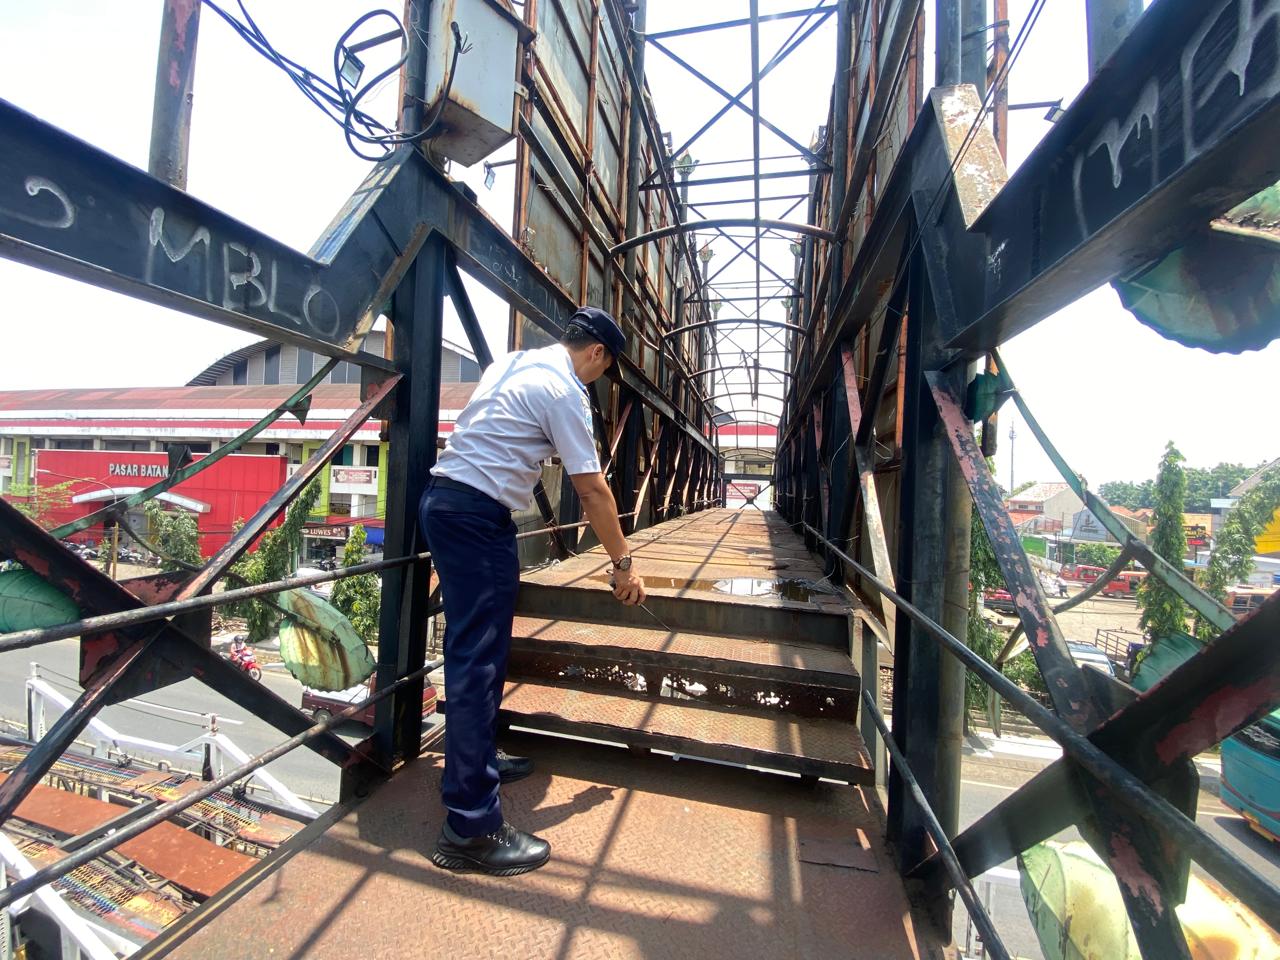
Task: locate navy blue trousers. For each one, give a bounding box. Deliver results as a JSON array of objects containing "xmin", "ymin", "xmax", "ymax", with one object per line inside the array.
[{"xmin": 419, "ymin": 482, "xmax": 519, "ymax": 837}]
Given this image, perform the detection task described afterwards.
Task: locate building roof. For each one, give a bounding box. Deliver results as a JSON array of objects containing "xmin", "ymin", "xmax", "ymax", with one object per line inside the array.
[
  {"xmin": 185, "ymin": 334, "xmax": 477, "ymax": 386},
  {"xmin": 1231, "ymin": 457, "xmax": 1280, "ymax": 497},
  {"xmin": 1007, "ymin": 510, "xmax": 1041, "ymax": 529},
  {"xmin": 0, "ymin": 382, "xmax": 477, "ymax": 414},
  {"xmin": 0, "ymin": 383, "xmax": 477, "ymax": 444},
  {"xmin": 1007, "ymin": 481, "xmax": 1070, "ymax": 504},
  {"xmin": 1110, "ymin": 505, "xmax": 1153, "ymax": 521}
]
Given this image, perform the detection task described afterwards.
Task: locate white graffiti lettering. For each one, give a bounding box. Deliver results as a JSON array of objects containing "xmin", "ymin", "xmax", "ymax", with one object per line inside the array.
[
  {"xmin": 146, "ymin": 207, "xmax": 212, "ymax": 301},
  {"xmin": 222, "ymin": 242, "xmax": 267, "ymax": 309},
  {"xmin": 0, "ymin": 176, "xmax": 75, "ymax": 229},
  {"xmin": 302, "ymin": 284, "xmax": 341, "ymax": 338},
  {"xmin": 267, "ymin": 260, "xmax": 304, "ymax": 328},
  {"xmin": 1072, "ymin": 0, "xmax": 1280, "ymax": 239}
]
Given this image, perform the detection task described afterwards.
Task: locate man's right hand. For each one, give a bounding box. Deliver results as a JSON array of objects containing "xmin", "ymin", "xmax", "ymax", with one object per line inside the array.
[{"xmin": 612, "ymin": 567, "xmax": 646, "ymax": 606}]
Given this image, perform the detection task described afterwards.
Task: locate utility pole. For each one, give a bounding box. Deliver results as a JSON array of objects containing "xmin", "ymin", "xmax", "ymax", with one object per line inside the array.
[
  {"xmin": 1008, "ymin": 420, "xmax": 1016, "ymax": 494},
  {"xmin": 148, "ymin": 0, "xmax": 202, "ymax": 189}
]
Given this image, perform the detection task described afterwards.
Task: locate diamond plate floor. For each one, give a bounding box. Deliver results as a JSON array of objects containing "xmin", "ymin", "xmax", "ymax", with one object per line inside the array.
[{"xmin": 163, "ymin": 732, "xmax": 941, "ymax": 960}]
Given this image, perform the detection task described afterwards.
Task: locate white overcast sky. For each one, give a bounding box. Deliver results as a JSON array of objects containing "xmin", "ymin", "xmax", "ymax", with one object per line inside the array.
[{"xmin": 1, "ymin": 1, "xmax": 1275, "ymax": 488}]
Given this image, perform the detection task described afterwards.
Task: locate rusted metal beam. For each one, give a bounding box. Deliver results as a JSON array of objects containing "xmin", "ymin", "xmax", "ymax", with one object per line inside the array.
[
  {"xmin": 926, "ymin": 373, "xmax": 1096, "ymax": 730},
  {"xmin": 803, "ymin": 521, "xmax": 1277, "ymax": 939},
  {"xmin": 148, "ymin": 0, "xmax": 201, "ymax": 189},
  {"xmin": 838, "ymin": 344, "xmax": 896, "ymax": 643},
  {"xmin": 927, "ymin": 373, "xmax": 1195, "ymax": 957},
  {"xmin": 0, "ymin": 99, "xmax": 716, "ymax": 462},
  {"xmin": 948, "ymin": 0, "xmax": 1280, "ymax": 353}
]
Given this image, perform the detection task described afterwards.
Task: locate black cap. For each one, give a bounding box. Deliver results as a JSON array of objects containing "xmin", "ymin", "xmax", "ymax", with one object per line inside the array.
[{"xmin": 566, "ymin": 306, "xmax": 626, "ymax": 362}]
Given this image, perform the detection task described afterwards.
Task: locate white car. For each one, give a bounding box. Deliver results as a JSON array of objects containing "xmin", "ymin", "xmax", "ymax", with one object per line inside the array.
[{"xmin": 1068, "ymin": 641, "xmax": 1115, "ymax": 677}]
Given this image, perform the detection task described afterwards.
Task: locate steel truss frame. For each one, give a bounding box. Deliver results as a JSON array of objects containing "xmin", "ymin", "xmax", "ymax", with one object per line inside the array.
[
  {"xmin": 0, "ymin": 0, "xmax": 725, "ymax": 894},
  {"xmin": 775, "ymin": 0, "xmax": 1280, "ymax": 953}
]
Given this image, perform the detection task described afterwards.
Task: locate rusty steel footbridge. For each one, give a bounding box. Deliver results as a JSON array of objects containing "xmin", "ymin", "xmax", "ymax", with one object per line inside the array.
[{"xmin": 1, "ymin": 0, "xmax": 1280, "ymax": 957}]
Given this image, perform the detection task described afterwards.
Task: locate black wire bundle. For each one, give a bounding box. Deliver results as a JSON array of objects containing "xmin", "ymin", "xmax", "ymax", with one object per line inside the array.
[{"xmin": 202, "ymin": 0, "xmax": 470, "ymax": 161}]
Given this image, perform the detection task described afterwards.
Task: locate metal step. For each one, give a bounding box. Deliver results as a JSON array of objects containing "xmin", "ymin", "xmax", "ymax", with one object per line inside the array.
[
  {"xmin": 515, "ymin": 582, "xmax": 852, "ymax": 650},
  {"xmin": 488, "ymin": 680, "xmax": 874, "ymax": 784},
  {"xmin": 507, "ymin": 615, "xmax": 860, "ymax": 719}
]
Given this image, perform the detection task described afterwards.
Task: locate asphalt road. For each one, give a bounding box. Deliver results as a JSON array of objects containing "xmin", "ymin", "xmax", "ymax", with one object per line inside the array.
[
  {"xmin": 952, "ymin": 734, "xmax": 1280, "ymax": 958},
  {"xmin": 0, "ymin": 637, "xmax": 356, "ymax": 807}
]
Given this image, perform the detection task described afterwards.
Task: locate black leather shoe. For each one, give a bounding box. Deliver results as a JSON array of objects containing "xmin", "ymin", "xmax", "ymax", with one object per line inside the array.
[
  {"xmin": 431, "ymin": 821, "xmax": 550, "ymax": 876},
  {"xmin": 496, "ymin": 748, "xmax": 534, "ymax": 784}
]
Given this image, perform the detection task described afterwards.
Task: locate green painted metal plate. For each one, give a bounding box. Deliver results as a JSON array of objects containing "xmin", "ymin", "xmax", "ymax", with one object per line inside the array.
[
  {"xmin": 0, "ymin": 568, "xmax": 79, "ymax": 632},
  {"xmin": 275, "ymin": 588, "xmax": 376, "ymax": 693}
]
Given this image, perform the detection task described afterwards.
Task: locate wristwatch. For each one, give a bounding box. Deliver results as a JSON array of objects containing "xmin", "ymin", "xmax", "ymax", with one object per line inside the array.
[{"xmin": 612, "ymin": 554, "xmax": 633, "ymax": 571}]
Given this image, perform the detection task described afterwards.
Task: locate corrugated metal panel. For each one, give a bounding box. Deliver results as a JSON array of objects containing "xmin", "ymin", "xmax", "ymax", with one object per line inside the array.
[
  {"xmin": 441, "ymin": 350, "xmax": 461, "ymax": 383},
  {"xmin": 247, "ymin": 351, "xmax": 266, "ymax": 385},
  {"xmin": 279, "ymin": 344, "xmax": 298, "ymax": 384}
]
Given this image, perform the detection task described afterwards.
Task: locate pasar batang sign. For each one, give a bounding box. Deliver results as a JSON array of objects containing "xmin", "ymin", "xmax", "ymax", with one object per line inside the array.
[{"xmin": 108, "ymin": 462, "xmax": 167, "ymax": 478}]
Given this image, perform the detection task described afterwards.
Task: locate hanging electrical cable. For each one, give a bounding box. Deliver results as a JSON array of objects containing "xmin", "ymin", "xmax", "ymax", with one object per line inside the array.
[{"xmin": 201, "ymin": 0, "xmax": 472, "ymax": 160}]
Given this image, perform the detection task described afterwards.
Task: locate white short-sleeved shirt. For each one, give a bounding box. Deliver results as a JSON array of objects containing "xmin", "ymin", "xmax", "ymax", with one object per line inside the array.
[{"xmin": 431, "ymin": 344, "xmax": 601, "ymax": 510}]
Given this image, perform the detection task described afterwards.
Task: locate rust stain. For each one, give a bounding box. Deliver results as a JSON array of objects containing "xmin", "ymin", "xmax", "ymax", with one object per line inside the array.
[
  {"xmin": 1106, "ymin": 831, "xmax": 1165, "ymax": 915},
  {"xmin": 1155, "ymin": 675, "xmax": 1280, "ymax": 765}
]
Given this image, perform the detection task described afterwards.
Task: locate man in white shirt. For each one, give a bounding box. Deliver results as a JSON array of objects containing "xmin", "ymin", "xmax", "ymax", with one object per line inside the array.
[{"xmin": 421, "ymin": 306, "xmax": 645, "ymax": 876}]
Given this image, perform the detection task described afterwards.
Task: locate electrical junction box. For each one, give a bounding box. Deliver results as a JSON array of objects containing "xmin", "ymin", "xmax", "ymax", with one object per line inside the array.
[{"xmin": 423, "ymin": 0, "xmax": 525, "ymax": 167}]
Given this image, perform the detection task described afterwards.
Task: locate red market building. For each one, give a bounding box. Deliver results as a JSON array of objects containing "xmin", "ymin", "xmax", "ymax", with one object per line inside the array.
[
  {"xmin": 32, "ymin": 449, "xmax": 287, "ymax": 555},
  {"xmin": 0, "ymin": 335, "xmax": 483, "ymax": 560}
]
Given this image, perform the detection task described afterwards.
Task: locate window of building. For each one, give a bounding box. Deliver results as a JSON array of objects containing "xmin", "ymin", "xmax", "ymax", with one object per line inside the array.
[
  {"xmin": 186, "ymin": 442, "xmax": 212, "ymax": 454},
  {"xmin": 264, "ymin": 442, "xmax": 280, "ymax": 456},
  {"xmin": 51, "ymin": 439, "xmax": 94, "ymax": 450},
  {"xmin": 233, "ymin": 360, "xmax": 247, "ymax": 386},
  {"xmin": 103, "ymin": 439, "xmax": 152, "ymax": 452},
  {"xmin": 335, "ymin": 444, "xmax": 355, "ymax": 466},
  {"xmin": 296, "ymin": 349, "xmax": 314, "ymax": 383},
  {"xmin": 264, "ymin": 346, "xmax": 281, "ymax": 385},
  {"xmin": 1, "ymin": 438, "xmax": 12, "ymax": 455},
  {"xmin": 364, "ymin": 446, "xmax": 379, "ymax": 466}
]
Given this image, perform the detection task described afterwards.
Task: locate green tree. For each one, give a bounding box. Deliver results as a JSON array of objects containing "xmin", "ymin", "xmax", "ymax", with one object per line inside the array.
[
  {"xmin": 1098, "ymin": 479, "xmax": 1152, "ymax": 511},
  {"xmin": 331, "ymin": 524, "xmax": 381, "ymax": 645},
  {"xmin": 143, "ymin": 500, "xmax": 202, "ymax": 572},
  {"xmin": 966, "ymin": 508, "xmax": 1004, "ymax": 711},
  {"xmin": 1074, "ymin": 542, "xmax": 1122, "ymax": 569},
  {"xmin": 1197, "ymin": 464, "xmax": 1280, "ymax": 639},
  {"xmin": 5, "ymin": 480, "xmax": 76, "ymax": 528},
  {"xmin": 1182, "ymin": 462, "xmax": 1255, "ymax": 512},
  {"xmin": 228, "ymin": 481, "xmax": 322, "ymax": 641},
  {"xmin": 1138, "ymin": 442, "xmax": 1188, "ymax": 638}
]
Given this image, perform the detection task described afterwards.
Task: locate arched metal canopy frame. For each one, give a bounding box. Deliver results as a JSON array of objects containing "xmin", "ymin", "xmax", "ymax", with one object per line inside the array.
[
  {"xmin": 609, "ymin": 218, "xmax": 834, "ymax": 257},
  {"xmin": 662, "ymin": 318, "xmax": 805, "ymax": 341},
  {"xmin": 692, "ymin": 364, "xmax": 793, "ymax": 380}
]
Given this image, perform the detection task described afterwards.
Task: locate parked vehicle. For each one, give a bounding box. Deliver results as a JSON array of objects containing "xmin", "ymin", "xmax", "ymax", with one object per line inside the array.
[
  {"xmin": 1226, "ymin": 585, "xmax": 1277, "ymax": 619},
  {"xmin": 1067, "ymin": 641, "xmax": 1115, "ymax": 677},
  {"xmin": 301, "ymin": 676, "xmax": 438, "ymax": 727},
  {"xmin": 982, "ymin": 587, "xmax": 1016, "ymax": 614},
  {"xmin": 1102, "ymin": 569, "xmax": 1147, "ymax": 597},
  {"xmin": 1063, "ymin": 564, "xmax": 1105, "ymax": 583},
  {"xmin": 1221, "ymin": 717, "xmax": 1280, "ymax": 844},
  {"xmin": 223, "ymin": 636, "xmax": 262, "ymax": 681}
]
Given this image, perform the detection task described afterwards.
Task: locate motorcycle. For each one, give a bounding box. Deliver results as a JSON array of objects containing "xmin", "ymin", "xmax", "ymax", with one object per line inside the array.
[{"xmin": 224, "ymin": 638, "xmax": 263, "ymax": 681}]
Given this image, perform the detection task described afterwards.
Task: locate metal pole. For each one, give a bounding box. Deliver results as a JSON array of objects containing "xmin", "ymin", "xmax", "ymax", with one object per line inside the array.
[
  {"xmin": 826, "ymin": 0, "xmax": 852, "ymax": 327},
  {"xmin": 991, "ymin": 0, "xmax": 1010, "ymax": 161},
  {"xmin": 960, "ymin": 0, "xmax": 986, "ymax": 93},
  {"xmin": 148, "ymin": 0, "xmax": 201, "ymax": 189},
  {"xmin": 110, "ymin": 523, "xmax": 119, "ymax": 581},
  {"xmin": 621, "ymin": 0, "xmax": 648, "ymax": 307},
  {"xmin": 1085, "ymin": 0, "xmax": 1143, "ymax": 76},
  {"xmin": 401, "ymin": 0, "xmax": 430, "ymax": 135},
  {"xmin": 935, "ymin": 0, "xmax": 961, "ymax": 86}
]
